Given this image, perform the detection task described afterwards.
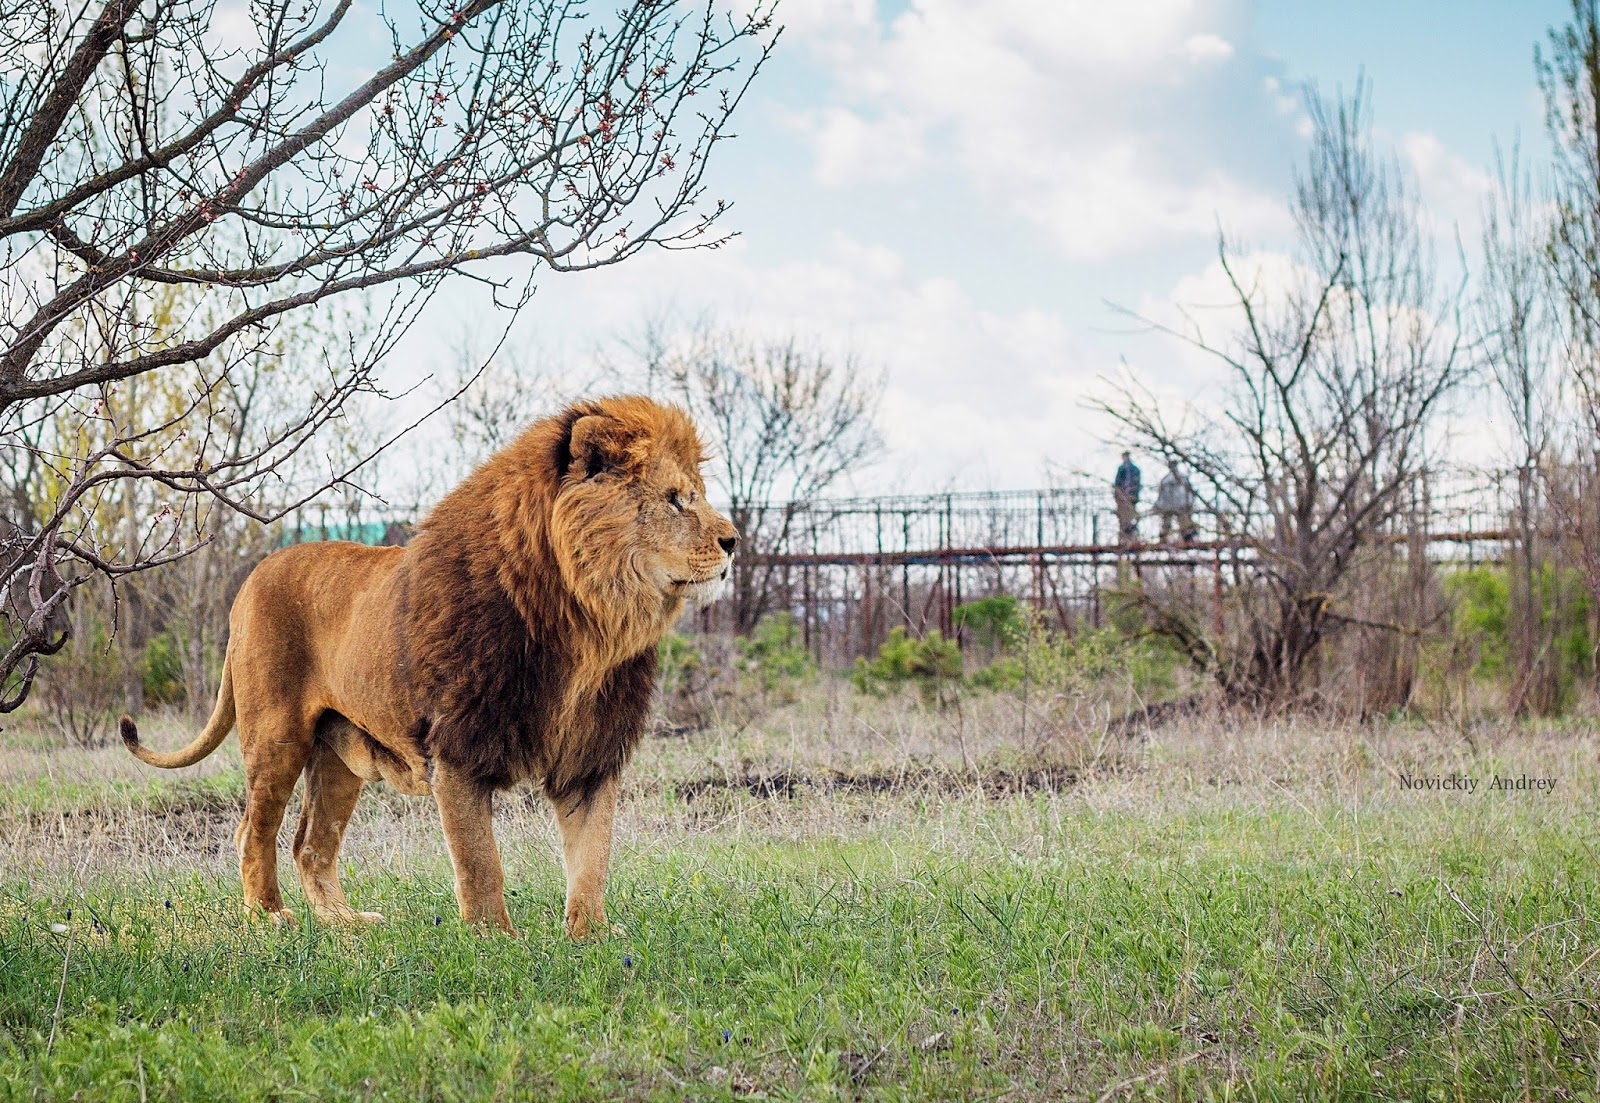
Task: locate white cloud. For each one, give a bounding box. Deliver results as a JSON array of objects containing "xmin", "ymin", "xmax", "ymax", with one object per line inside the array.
[
  {"xmin": 1183, "ymin": 33, "xmax": 1235, "ymax": 62},
  {"xmin": 1017, "ymin": 141, "xmax": 1288, "ymax": 259},
  {"xmin": 799, "ymin": 107, "xmax": 926, "ymax": 187},
  {"xmin": 1263, "ymin": 75, "xmax": 1301, "ymax": 116},
  {"xmin": 1401, "ymin": 131, "xmax": 1497, "ymax": 239},
  {"xmin": 782, "ymin": 0, "xmax": 1295, "ymax": 259},
  {"xmin": 499, "ymin": 232, "xmax": 1112, "ymax": 489}
]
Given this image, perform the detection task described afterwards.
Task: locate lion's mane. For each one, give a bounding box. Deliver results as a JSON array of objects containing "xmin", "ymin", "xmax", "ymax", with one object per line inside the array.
[{"xmin": 401, "ymin": 397, "xmax": 705, "ymax": 800}]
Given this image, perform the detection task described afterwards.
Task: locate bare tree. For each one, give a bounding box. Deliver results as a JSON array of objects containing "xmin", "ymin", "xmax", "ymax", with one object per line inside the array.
[
  {"xmin": 1095, "ymin": 86, "xmax": 1472, "ymax": 706},
  {"xmin": 1478, "ymin": 144, "xmax": 1565, "ymax": 714},
  {"xmin": 620, "ymin": 317, "xmax": 883, "ymax": 633},
  {"xmin": 1537, "ymin": 0, "xmax": 1600, "ymax": 677},
  {"xmin": 436, "ymin": 331, "xmax": 586, "ymax": 486},
  {"xmin": 0, "ymin": 0, "xmax": 778, "ymax": 707}
]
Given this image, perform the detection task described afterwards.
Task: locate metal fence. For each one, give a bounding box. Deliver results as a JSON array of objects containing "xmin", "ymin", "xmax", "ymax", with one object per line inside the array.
[{"xmin": 284, "ymin": 467, "xmax": 1525, "ymax": 664}]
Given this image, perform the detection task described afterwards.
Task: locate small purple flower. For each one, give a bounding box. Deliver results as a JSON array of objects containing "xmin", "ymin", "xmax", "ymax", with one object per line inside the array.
[
  {"xmin": 722, "ymin": 1030, "xmax": 731, "ymax": 1043},
  {"xmin": 434, "ymin": 916, "xmax": 443, "ymax": 926},
  {"xmin": 623, "ymin": 954, "xmax": 633, "ymax": 968},
  {"xmin": 164, "ymin": 899, "xmax": 172, "ymax": 909}
]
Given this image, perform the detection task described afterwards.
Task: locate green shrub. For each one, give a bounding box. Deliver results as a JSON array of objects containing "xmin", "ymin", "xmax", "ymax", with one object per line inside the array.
[
  {"xmin": 851, "ymin": 626, "xmax": 963, "ymax": 704},
  {"xmin": 735, "ymin": 613, "xmax": 815, "ymax": 696},
  {"xmin": 965, "ymin": 604, "xmax": 1185, "ymax": 701},
  {"xmin": 141, "ymin": 632, "xmax": 186, "ymax": 707},
  {"xmin": 1444, "ymin": 567, "xmax": 1511, "ymax": 679},
  {"xmin": 1443, "ymin": 563, "xmax": 1594, "ymax": 710},
  {"xmin": 657, "ymin": 631, "xmax": 704, "ymax": 701},
  {"xmin": 953, "ymin": 595, "xmax": 1026, "ymax": 649}
]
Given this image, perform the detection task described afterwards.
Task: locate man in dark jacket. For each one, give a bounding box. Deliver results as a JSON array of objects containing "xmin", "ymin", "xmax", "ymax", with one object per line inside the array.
[{"xmin": 1113, "ymin": 451, "xmax": 1141, "ymax": 544}]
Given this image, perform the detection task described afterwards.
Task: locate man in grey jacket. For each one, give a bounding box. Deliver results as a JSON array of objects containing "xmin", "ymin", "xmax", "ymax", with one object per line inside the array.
[{"xmin": 1155, "ymin": 461, "xmax": 1198, "ymax": 543}]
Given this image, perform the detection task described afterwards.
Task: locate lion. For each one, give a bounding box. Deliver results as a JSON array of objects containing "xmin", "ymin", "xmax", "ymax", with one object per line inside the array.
[{"xmin": 121, "ymin": 395, "xmax": 737, "ymax": 938}]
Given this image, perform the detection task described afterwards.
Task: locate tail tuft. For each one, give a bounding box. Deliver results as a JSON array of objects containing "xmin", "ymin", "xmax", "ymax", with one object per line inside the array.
[{"xmin": 120, "ymin": 652, "xmax": 235, "ymax": 769}]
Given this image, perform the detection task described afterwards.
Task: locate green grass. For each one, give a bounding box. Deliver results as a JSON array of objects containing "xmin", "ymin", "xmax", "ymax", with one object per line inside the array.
[{"xmin": 4, "ymin": 792, "xmax": 1599, "ymax": 1100}]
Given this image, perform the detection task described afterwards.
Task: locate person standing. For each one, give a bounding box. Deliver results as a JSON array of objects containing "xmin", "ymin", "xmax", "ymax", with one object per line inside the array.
[
  {"xmin": 1155, "ymin": 461, "xmax": 1198, "ymax": 543},
  {"xmin": 1113, "ymin": 451, "xmax": 1141, "ymax": 544}
]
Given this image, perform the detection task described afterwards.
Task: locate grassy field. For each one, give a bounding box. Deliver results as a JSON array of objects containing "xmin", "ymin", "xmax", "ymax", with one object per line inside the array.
[{"xmin": 3, "ymin": 697, "xmax": 1599, "ymax": 1100}]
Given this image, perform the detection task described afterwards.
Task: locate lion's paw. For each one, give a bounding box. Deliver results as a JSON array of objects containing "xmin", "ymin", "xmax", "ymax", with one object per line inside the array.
[
  {"xmin": 466, "ymin": 914, "xmax": 520, "ymax": 939},
  {"xmin": 565, "ymin": 910, "xmax": 611, "ymax": 941}
]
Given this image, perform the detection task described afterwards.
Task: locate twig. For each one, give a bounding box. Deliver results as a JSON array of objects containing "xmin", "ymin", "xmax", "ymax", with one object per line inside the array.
[
  {"xmin": 1442, "ymin": 880, "xmax": 1576, "ymax": 1052},
  {"xmin": 45, "ymin": 925, "xmax": 73, "ymax": 1057}
]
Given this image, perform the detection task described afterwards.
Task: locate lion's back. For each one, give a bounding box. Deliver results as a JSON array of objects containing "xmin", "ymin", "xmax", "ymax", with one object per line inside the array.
[{"xmin": 233, "ymin": 541, "xmax": 406, "ymax": 643}]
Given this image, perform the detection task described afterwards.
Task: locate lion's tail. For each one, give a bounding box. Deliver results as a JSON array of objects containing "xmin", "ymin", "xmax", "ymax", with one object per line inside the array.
[{"xmin": 120, "ymin": 650, "xmax": 237, "ymax": 769}]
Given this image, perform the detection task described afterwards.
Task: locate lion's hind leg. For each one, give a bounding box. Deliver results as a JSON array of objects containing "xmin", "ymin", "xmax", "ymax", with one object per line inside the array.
[
  {"xmin": 292, "ymin": 737, "xmax": 383, "ymax": 925},
  {"xmin": 235, "ymin": 711, "xmax": 313, "ymax": 925}
]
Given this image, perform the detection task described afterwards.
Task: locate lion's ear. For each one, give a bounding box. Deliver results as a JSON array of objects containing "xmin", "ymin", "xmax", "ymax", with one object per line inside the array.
[{"xmin": 567, "ymin": 414, "xmax": 632, "ymax": 479}]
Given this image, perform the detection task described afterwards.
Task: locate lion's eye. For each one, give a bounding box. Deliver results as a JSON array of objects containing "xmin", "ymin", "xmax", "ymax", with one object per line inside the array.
[{"xmin": 667, "ymin": 489, "xmax": 683, "ymax": 511}]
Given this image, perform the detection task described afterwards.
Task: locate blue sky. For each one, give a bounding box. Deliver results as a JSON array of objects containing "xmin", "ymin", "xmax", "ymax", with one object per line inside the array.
[{"xmin": 412, "ymin": 0, "xmax": 1569, "ymax": 495}]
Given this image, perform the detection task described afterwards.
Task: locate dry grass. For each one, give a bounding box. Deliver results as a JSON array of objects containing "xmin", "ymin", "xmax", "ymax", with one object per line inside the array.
[{"xmin": 3, "ymin": 689, "xmax": 1596, "ymax": 888}]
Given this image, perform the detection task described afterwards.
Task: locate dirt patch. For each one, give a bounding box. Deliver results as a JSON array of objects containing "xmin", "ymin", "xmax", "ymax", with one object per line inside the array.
[{"xmin": 674, "ymin": 763, "xmax": 1089, "ymax": 803}]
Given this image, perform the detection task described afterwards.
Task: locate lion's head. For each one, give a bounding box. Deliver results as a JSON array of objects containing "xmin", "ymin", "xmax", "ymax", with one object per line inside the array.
[{"xmin": 547, "ymin": 395, "xmax": 737, "ymax": 624}]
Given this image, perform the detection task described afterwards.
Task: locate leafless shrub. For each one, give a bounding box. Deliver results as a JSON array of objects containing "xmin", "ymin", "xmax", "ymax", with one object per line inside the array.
[
  {"xmin": 1536, "ymin": 1, "xmax": 1600, "ymax": 683},
  {"xmin": 34, "ymin": 595, "xmax": 126, "ymax": 747},
  {"xmin": 1094, "ymin": 85, "xmax": 1471, "ymax": 707}
]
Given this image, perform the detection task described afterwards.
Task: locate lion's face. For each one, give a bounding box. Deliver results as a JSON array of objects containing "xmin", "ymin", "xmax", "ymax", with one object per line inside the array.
[{"xmin": 550, "ymin": 398, "xmax": 737, "ymax": 622}]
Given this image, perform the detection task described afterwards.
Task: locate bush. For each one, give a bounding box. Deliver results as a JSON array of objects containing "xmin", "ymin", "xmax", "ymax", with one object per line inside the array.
[
  {"xmin": 851, "ymin": 626, "xmax": 963, "ymax": 705},
  {"xmin": 953, "ymin": 595, "xmax": 1026, "ymax": 650},
  {"xmin": 656, "ymin": 618, "xmax": 816, "ymax": 732},
  {"xmin": 141, "ymin": 632, "xmax": 186, "ymax": 707},
  {"xmin": 1445, "ymin": 567, "xmax": 1511, "ymax": 680},
  {"xmin": 658, "ymin": 631, "xmax": 704, "ymax": 700},
  {"xmin": 37, "ymin": 621, "xmax": 128, "ymax": 748},
  {"xmin": 1443, "ymin": 563, "xmax": 1594, "ymax": 711},
  {"xmin": 964, "ymin": 605, "xmax": 1186, "ymax": 702},
  {"xmin": 735, "ymin": 613, "xmax": 815, "ymax": 698}
]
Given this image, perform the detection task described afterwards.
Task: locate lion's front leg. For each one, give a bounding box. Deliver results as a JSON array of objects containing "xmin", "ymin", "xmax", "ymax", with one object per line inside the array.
[
  {"xmin": 551, "ymin": 774, "xmax": 618, "ymax": 940},
  {"xmin": 431, "ymin": 760, "xmax": 517, "ymax": 936}
]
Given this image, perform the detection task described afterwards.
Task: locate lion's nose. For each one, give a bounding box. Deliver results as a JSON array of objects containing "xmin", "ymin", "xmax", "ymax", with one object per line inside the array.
[{"xmin": 718, "ymin": 534, "xmax": 738, "ymax": 554}]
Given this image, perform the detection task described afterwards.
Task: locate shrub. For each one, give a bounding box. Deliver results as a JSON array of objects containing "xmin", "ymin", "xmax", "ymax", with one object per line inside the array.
[
  {"xmin": 735, "ymin": 613, "xmax": 815, "ymax": 698},
  {"xmin": 141, "ymin": 632, "xmax": 187, "ymax": 707},
  {"xmin": 1444, "ymin": 567, "xmax": 1511, "ymax": 680},
  {"xmin": 1443, "ymin": 563, "xmax": 1594, "ymax": 711},
  {"xmin": 953, "ymin": 595, "xmax": 1026, "ymax": 650},
  {"xmin": 658, "ymin": 631, "xmax": 704, "ymax": 700},
  {"xmin": 656, "ymin": 619, "xmax": 814, "ymax": 733},
  {"xmin": 37, "ymin": 621, "xmax": 128, "ymax": 748},
  {"xmin": 965, "ymin": 605, "xmax": 1185, "ymax": 702},
  {"xmin": 851, "ymin": 626, "xmax": 963, "ymax": 705}
]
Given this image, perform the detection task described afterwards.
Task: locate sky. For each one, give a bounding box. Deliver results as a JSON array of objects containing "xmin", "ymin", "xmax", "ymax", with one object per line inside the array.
[{"xmin": 397, "ymin": 0, "xmax": 1570, "ymax": 497}]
